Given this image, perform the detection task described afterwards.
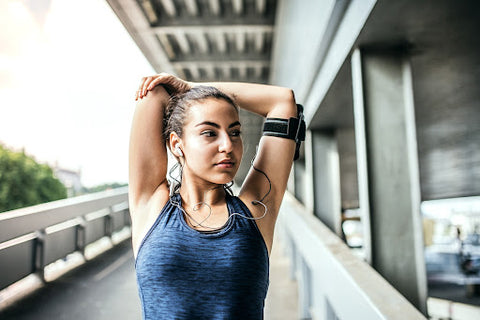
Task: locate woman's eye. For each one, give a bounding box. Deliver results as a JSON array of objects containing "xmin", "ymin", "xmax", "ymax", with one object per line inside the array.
[
  {"xmin": 230, "ymin": 130, "xmax": 242, "ymax": 137},
  {"xmin": 201, "ymin": 130, "xmax": 216, "ymax": 137}
]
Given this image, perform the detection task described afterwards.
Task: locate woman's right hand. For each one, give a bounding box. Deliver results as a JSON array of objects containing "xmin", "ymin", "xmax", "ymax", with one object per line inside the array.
[{"xmin": 135, "ymin": 73, "xmax": 192, "ymax": 100}]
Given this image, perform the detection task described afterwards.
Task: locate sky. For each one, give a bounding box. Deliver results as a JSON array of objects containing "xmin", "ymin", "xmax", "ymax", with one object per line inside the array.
[{"xmin": 0, "ymin": 0, "xmax": 154, "ymax": 187}]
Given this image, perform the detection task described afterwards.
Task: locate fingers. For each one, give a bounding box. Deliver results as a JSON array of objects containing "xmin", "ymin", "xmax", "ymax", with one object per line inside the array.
[
  {"xmin": 147, "ymin": 76, "xmax": 165, "ymax": 91},
  {"xmin": 135, "ymin": 73, "xmax": 168, "ymax": 101},
  {"xmin": 135, "ymin": 73, "xmax": 189, "ymax": 101},
  {"xmin": 148, "ymin": 73, "xmax": 178, "ymax": 91},
  {"xmin": 135, "ymin": 77, "xmax": 152, "ymax": 101},
  {"xmin": 142, "ymin": 76, "xmax": 155, "ymax": 96},
  {"xmin": 136, "ymin": 76, "xmax": 154, "ymax": 100},
  {"xmin": 135, "ymin": 77, "xmax": 145, "ymax": 101}
]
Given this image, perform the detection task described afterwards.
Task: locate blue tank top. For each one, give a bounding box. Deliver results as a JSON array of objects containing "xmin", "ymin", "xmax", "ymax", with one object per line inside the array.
[{"xmin": 135, "ymin": 193, "xmax": 269, "ymax": 320}]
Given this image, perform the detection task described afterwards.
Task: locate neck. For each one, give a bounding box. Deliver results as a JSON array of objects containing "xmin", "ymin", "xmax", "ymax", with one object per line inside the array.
[
  {"xmin": 178, "ymin": 179, "xmax": 227, "ymax": 209},
  {"xmin": 176, "ymin": 169, "xmax": 232, "ymax": 230}
]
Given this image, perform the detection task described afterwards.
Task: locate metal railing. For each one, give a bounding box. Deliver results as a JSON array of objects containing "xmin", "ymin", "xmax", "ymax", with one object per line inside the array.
[
  {"xmin": 277, "ymin": 192, "xmax": 427, "ymax": 320},
  {"xmin": 0, "ymin": 186, "xmax": 439, "ymax": 319},
  {"xmin": 0, "ymin": 187, "xmax": 130, "ymax": 291}
]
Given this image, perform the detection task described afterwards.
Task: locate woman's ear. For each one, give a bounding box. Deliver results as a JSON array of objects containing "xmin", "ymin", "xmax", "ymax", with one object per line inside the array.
[{"xmin": 169, "ymin": 132, "xmax": 183, "ymax": 158}]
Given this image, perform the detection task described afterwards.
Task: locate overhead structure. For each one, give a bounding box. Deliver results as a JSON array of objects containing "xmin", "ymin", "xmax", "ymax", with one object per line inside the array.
[
  {"xmin": 106, "ymin": 0, "xmax": 277, "ymax": 84},
  {"xmin": 106, "ymin": 0, "xmax": 278, "ymax": 182}
]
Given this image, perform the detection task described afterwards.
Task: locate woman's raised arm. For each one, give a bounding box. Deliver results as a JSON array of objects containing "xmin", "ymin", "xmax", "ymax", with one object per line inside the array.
[{"xmin": 129, "ymin": 85, "xmax": 170, "ymax": 212}]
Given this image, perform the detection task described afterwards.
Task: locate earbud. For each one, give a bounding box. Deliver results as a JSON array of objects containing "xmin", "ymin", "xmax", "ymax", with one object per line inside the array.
[{"xmin": 175, "ymin": 145, "xmax": 183, "ymax": 157}]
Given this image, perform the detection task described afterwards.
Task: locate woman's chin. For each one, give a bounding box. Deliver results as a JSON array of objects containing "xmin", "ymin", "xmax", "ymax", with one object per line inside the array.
[{"xmin": 211, "ymin": 172, "xmax": 238, "ymax": 186}]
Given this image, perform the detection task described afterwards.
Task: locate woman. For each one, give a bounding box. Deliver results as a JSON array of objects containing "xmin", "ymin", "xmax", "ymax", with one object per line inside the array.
[{"xmin": 129, "ymin": 73, "xmax": 302, "ymax": 319}]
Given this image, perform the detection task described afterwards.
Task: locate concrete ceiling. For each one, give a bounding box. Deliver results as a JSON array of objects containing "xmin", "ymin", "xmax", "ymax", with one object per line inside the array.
[
  {"xmin": 106, "ymin": 0, "xmax": 277, "ymax": 84},
  {"xmin": 311, "ymin": 0, "xmax": 480, "ymax": 200},
  {"xmin": 106, "ymin": 0, "xmax": 278, "ymax": 182},
  {"xmin": 311, "ymin": 0, "xmax": 480, "ymax": 131}
]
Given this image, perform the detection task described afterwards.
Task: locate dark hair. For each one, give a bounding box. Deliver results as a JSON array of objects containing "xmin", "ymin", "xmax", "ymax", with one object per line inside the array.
[{"xmin": 163, "ymin": 86, "xmax": 238, "ymax": 142}]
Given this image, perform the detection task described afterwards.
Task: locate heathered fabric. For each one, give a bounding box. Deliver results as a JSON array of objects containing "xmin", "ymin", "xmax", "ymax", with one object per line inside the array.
[{"xmin": 135, "ymin": 193, "xmax": 269, "ymax": 320}]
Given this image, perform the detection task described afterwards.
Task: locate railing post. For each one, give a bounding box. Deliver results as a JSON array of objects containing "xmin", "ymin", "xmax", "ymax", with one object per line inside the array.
[
  {"xmin": 124, "ymin": 209, "xmax": 131, "ymax": 227},
  {"xmin": 76, "ymin": 217, "xmax": 86, "ymax": 256},
  {"xmin": 297, "ymin": 255, "xmax": 312, "ymax": 320},
  {"xmin": 288, "ymin": 233, "xmax": 297, "ymax": 281},
  {"xmin": 105, "ymin": 206, "xmax": 113, "ymax": 239},
  {"xmin": 33, "ymin": 230, "xmax": 46, "ymax": 283}
]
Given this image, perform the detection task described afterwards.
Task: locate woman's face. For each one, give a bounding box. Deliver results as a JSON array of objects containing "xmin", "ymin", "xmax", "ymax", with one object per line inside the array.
[{"xmin": 180, "ymin": 98, "xmax": 243, "ymax": 186}]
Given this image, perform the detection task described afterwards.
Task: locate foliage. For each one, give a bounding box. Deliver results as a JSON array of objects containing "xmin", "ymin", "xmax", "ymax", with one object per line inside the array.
[
  {"xmin": 0, "ymin": 144, "xmax": 67, "ymax": 213},
  {"xmin": 84, "ymin": 182, "xmax": 128, "ymax": 194}
]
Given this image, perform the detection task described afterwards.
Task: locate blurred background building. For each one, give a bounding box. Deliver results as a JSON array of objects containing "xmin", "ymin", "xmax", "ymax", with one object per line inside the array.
[{"xmin": 53, "ymin": 163, "xmax": 83, "ymax": 197}]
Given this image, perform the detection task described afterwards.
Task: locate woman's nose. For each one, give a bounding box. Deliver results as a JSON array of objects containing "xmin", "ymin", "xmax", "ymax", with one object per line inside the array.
[{"xmin": 218, "ymin": 133, "xmax": 233, "ymax": 153}]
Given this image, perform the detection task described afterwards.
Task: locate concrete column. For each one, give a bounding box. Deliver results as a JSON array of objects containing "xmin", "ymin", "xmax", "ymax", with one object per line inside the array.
[
  {"xmin": 293, "ymin": 161, "xmax": 307, "ymax": 205},
  {"xmin": 311, "ymin": 130, "xmax": 342, "ymax": 236},
  {"xmin": 351, "ymin": 48, "xmax": 427, "ymax": 314},
  {"xmin": 304, "ymin": 130, "xmax": 315, "ymax": 213},
  {"xmin": 351, "ymin": 49, "xmax": 373, "ymax": 264},
  {"xmin": 292, "ymin": 130, "xmax": 315, "ymax": 213},
  {"xmin": 336, "ymin": 128, "xmax": 359, "ymax": 210}
]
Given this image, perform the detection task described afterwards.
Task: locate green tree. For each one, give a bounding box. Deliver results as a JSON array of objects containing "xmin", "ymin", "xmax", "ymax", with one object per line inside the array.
[
  {"xmin": 85, "ymin": 182, "xmax": 128, "ymax": 194},
  {"xmin": 0, "ymin": 144, "xmax": 67, "ymax": 213}
]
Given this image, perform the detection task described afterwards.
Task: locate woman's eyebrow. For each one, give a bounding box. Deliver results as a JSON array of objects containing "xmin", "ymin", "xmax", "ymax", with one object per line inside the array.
[
  {"xmin": 195, "ymin": 121, "xmax": 241, "ymax": 128},
  {"xmin": 229, "ymin": 121, "xmax": 241, "ymax": 128},
  {"xmin": 195, "ymin": 121, "xmax": 219, "ymax": 128}
]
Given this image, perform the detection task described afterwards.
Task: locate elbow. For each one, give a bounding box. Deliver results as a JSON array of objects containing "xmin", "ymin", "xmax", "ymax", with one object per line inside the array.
[
  {"xmin": 286, "ymin": 89, "xmax": 298, "ymax": 118},
  {"xmin": 280, "ymin": 87, "xmax": 296, "ymax": 105},
  {"xmin": 286, "ymin": 88, "xmax": 296, "ymax": 108},
  {"xmin": 269, "ymin": 88, "xmax": 297, "ymax": 118}
]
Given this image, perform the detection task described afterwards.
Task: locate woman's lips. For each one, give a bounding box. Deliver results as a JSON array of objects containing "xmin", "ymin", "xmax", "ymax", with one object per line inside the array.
[{"xmin": 215, "ymin": 160, "xmax": 234, "ymax": 168}]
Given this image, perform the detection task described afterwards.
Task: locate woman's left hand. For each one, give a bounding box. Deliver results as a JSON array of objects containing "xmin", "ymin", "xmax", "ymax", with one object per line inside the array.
[{"xmin": 135, "ymin": 73, "xmax": 192, "ymax": 100}]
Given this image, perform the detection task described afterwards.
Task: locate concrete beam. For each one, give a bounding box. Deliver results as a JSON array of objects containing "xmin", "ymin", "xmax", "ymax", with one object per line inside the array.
[
  {"xmin": 171, "ymin": 60, "xmax": 269, "ymax": 70},
  {"xmin": 235, "ymin": 30, "xmax": 246, "ymax": 52},
  {"xmin": 256, "ymin": 0, "xmax": 266, "ymax": 14},
  {"xmin": 157, "ymin": 33, "xmax": 176, "ymax": 59},
  {"xmin": 139, "ymin": 0, "xmax": 158, "ymax": 24},
  {"xmin": 208, "ymin": 0, "xmax": 221, "ymax": 16},
  {"xmin": 105, "ymin": 0, "xmax": 175, "ymax": 74},
  {"xmin": 232, "ymin": 0, "xmax": 243, "ymax": 15},
  {"xmin": 151, "ymin": 25, "xmax": 274, "ymax": 34},
  {"xmin": 195, "ymin": 32, "xmax": 210, "ymax": 53},
  {"xmin": 200, "ymin": 66, "xmax": 212, "ymax": 79},
  {"xmin": 160, "ymin": 0, "xmax": 177, "ymax": 17},
  {"xmin": 213, "ymin": 31, "xmax": 227, "ymax": 53},
  {"xmin": 188, "ymin": 64, "xmax": 200, "ymax": 80},
  {"xmin": 238, "ymin": 62, "xmax": 247, "ymax": 79},
  {"xmin": 174, "ymin": 30, "xmax": 191, "ymax": 54},
  {"xmin": 254, "ymin": 31, "xmax": 264, "ymax": 52},
  {"xmin": 183, "ymin": 0, "xmax": 199, "ymax": 16},
  {"xmin": 304, "ymin": 0, "xmax": 377, "ymax": 125}
]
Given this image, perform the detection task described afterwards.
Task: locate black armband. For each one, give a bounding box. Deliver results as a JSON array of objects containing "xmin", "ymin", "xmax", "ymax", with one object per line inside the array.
[{"xmin": 263, "ymin": 104, "xmax": 306, "ymax": 160}]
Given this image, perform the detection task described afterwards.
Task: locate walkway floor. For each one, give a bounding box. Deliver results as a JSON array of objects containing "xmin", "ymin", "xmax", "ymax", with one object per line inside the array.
[
  {"xmin": 0, "ymin": 240, "xmax": 141, "ymax": 320},
  {"xmin": 0, "ymin": 236, "xmax": 299, "ymax": 319},
  {"xmin": 265, "ymin": 234, "xmax": 299, "ymax": 320}
]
